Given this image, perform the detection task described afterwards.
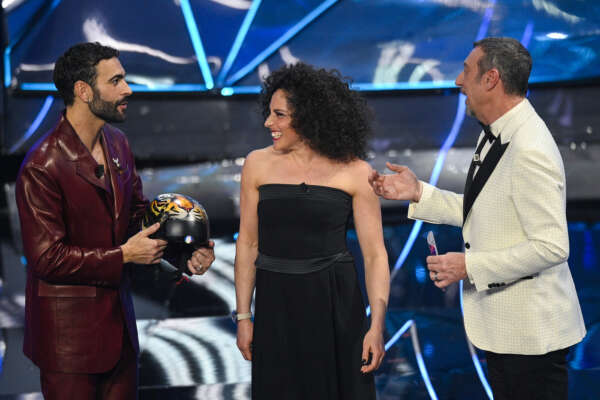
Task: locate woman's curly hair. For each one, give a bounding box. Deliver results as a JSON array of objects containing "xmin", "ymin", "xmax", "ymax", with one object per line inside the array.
[{"xmin": 260, "ymin": 63, "xmax": 372, "ymax": 162}]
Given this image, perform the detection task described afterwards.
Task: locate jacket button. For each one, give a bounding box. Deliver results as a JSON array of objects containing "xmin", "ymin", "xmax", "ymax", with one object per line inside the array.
[{"xmin": 465, "ymin": 242, "xmax": 470, "ymax": 249}]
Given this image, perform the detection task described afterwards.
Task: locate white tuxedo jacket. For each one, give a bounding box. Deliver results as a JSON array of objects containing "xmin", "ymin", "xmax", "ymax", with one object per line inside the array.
[{"xmin": 408, "ymin": 99, "xmax": 586, "ymax": 355}]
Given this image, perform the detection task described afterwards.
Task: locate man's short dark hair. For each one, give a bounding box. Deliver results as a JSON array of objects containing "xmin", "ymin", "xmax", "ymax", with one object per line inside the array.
[
  {"xmin": 53, "ymin": 42, "xmax": 119, "ymax": 106},
  {"xmin": 473, "ymin": 37, "xmax": 532, "ymax": 96}
]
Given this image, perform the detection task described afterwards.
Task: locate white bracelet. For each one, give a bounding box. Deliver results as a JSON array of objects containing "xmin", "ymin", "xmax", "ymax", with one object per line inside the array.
[{"xmin": 236, "ymin": 312, "xmax": 252, "ymax": 321}]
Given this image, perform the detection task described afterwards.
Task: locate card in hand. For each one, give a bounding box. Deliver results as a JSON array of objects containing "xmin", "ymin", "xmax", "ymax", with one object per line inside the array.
[
  {"xmin": 427, "ymin": 231, "xmax": 445, "ymax": 290},
  {"xmin": 427, "ymin": 231, "xmax": 438, "ymax": 256}
]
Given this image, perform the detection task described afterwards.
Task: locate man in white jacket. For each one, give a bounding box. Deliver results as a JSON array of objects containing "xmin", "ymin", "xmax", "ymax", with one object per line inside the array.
[{"xmin": 369, "ymin": 37, "xmax": 586, "ymax": 400}]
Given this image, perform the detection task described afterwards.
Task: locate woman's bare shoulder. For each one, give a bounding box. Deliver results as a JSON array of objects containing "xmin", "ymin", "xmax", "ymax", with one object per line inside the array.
[
  {"xmin": 335, "ymin": 159, "xmax": 374, "ymax": 195},
  {"xmin": 349, "ymin": 159, "xmax": 374, "ymax": 174},
  {"xmin": 242, "ymin": 147, "xmax": 281, "ymax": 186},
  {"xmin": 244, "ymin": 146, "xmax": 276, "ymax": 168},
  {"xmin": 339, "ymin": 159, "xmax": 373, "ymax": 181}
]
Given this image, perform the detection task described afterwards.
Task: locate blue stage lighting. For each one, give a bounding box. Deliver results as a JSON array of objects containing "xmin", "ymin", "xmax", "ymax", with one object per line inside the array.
[
  {"xmin": 385, "ymin": 319, "xmax": 413, "ymax": 351},
  {"xmin": 225, "ymin": 0, "xmax": 338, "ymax": 86},
  {"xmin": 9, "ymin": 95, "xmax": 54, "ymax": 154},
  {"xmin": 3, "ymin": 48, "xmax": 11, "ymax": 88},
  {"xmin": 19, "ymin": 83, "xmax": 56, "ymax": 91},
  {"xmin": 221, "ymin": 87, "xmax": 234, "ymax": 96},
  {"xmin": 220, "ymin": 86, "xmax": 261, "ymax": 95},
  {"xmin": 460, "ymin": 280, "xmax": 494, "ymax": 399},
  {"xmin": 547, "ymin": 32, "xmax": 568, "ymax": 40},
  {"xmin": 352, "ymin": 81, "xmax": 457, "ymax": 91},
  {"xmin": 415, "ymin": 264, "xmax": 427, "ymax": 284},
  {"xmin": 384, "ymin": 321, "xmax": 440, "ymax": 399},
  {"xmin": 411, "ymin": 324, "xmax": 439, "ymax": 399},
  {"xmin": 17, "ymin": 83, "xmax": 212, "ymax": 92},
  {"xmin": 128, "ymin": 84, "xmax": 207, "ymax": 92},
  {"xmin": 4, "ymin": 0, "xmax": 62, "ymax": 88},
  {"xmin": 217, "ymin": 0, "xmax": 262, "ymax": 86},
  {"xmin": 179, "ymin": 0, "xmax": 215, "ymax": 90},
  {"xmin": 521, "ymin": 21, "xmax": 535, "ymax": 48},
  {"xmin": 424, "ymin": 343, "xmax": 434, "ymax": 358}
]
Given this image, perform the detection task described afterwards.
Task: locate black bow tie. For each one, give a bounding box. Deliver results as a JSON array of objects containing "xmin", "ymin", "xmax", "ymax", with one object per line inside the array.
[{"xmin": 479, "ymin": 123, "xmax": 496, "ymax": 144}]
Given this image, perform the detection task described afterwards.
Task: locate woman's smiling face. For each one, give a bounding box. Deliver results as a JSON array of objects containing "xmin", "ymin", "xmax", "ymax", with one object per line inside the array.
[{"xmin": 264, "ymin": 89, "xmax": 303, "ymax": 152}]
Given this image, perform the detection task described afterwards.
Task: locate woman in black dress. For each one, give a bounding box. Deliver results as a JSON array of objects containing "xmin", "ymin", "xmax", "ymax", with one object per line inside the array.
[{"xmin": 234, "ymin": 63, "xmax": 390, "ymax": 400}]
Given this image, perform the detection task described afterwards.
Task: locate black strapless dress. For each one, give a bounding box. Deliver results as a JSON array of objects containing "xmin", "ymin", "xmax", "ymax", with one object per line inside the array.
[{"xmin": 252, "ymin": 184, "xmax": 375, "ymax": 400}]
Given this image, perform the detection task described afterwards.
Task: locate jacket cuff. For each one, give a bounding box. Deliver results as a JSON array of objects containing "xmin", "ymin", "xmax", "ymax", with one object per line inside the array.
[
  {"xmin": 465, "ymin": 251, "xmax": 490, "ymax": 292},
  {"xmin": 408, "ymin": 181, "xmax": 433, "ymax": 218},
  {"xmin": 104, "ymin": 246, "xmax": 125, "ymax": 286}
]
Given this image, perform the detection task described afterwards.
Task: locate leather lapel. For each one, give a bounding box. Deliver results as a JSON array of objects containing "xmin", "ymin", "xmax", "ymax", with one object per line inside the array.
[
  {"xmin": 56, "ymin": 116, "xmax": 107, "ymax": 193},
  {"xmin": 102, "ymin": 128, "xmax": 125, "ymax": 221},
  {"xmin": 463, "ymin": 136, "xmax": 510, "ymax": 224},
  {"xmin": 75, "ymin": 161, "xmax": 107, "ymax": 192}
]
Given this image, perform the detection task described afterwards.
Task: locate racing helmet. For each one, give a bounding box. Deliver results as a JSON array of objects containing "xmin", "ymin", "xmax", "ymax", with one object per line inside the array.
[{"xmin": 143, "ymin": 193, "xmax": 210, "ymax": 279}]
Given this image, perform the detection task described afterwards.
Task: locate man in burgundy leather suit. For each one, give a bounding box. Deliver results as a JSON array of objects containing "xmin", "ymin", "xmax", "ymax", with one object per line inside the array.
[{"xmin": 15, "ymin": 43, "xmax": 215, "ymax": 399}]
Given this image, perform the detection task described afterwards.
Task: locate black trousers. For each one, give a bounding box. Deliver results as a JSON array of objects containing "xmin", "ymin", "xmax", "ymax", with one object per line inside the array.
[{"xmin": 486, "ymin": 347, "xmax": 570, "ymax": 400}]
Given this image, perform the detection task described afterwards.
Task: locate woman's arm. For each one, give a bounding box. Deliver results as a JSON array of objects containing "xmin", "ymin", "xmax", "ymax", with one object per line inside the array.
[
  {"xmin": 351, "ymin": 161, "xmax": 390, "ymax": 373},
  {"xmin": 234, "ymin": 150, "xmax": 262, "ymax": 361}
]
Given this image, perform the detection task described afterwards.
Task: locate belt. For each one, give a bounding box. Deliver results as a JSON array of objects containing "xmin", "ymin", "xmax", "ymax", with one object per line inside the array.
[{"xmin": 255, "ymin": 251, "xmax": 353, "ymax": 274}]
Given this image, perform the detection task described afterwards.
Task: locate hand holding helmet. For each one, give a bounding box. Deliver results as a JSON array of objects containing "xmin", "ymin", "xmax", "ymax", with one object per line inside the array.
[
  {"xmin": 142, "ymin": 193, "xmax": 213, "ymax": 281},
  {"xmin": 121, "ymin": 223, "xmax": 168, "ymax": 264},
  {"xmin": 187, "ymin": 241, "xmax": 216, "ymax": 275}
]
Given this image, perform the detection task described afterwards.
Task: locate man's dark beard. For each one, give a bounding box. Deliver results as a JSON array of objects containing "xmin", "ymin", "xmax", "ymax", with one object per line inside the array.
[{"xmin": 89, "ymin": 87, "xmax": 127, "ymax": 123}]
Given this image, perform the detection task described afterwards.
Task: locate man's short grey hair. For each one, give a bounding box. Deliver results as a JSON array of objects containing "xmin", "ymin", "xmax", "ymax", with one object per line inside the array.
[{"xmin": 473, "ymin": 37, "xmax": 532, "ymax": 97}]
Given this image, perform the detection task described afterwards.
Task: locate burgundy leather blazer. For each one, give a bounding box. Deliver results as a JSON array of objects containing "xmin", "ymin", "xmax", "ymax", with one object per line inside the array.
[{"xmin": 16, "ymin": 115, "xmax": 148, "ymax": 373}]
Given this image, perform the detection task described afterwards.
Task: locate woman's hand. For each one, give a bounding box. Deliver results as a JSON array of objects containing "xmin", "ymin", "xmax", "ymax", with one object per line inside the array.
[
  {"xmin": 360, "ymin": 328, "xmax": 385, "ymax": 373},
  {"xmin": 237, "ymin": 319, "xmax": 254, "ymax": 361}
]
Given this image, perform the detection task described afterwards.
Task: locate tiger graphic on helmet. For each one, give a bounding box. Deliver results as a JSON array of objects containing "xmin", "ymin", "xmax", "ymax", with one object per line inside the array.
[{"xmin": 145, "ymin": 193, "xmax": 208, "ymax": 227}]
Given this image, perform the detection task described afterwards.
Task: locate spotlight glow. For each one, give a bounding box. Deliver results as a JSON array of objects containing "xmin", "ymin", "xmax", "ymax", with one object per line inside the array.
[{"xmin": 546, "ymin": 32, "xmax": 568, "ymax": 39}]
